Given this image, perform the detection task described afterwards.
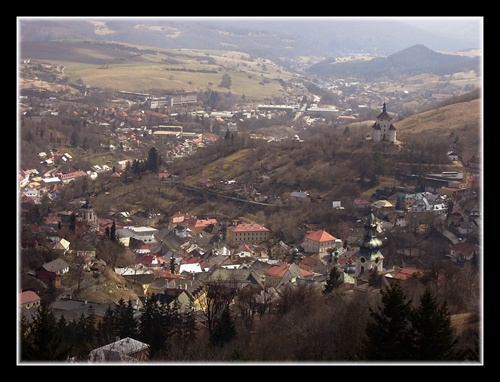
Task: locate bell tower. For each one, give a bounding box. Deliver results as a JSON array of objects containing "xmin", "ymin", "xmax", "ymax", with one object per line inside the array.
[
  {"xmin": 80, "ymin": 199, "xmax": 98, "ymax": 231},
  {"xmin": 354, "ymin": 209, "xmax": 385, "ymax": 284}
]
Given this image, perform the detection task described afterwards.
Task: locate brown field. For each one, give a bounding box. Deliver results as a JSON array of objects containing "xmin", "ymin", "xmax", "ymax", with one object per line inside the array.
[
  {"xmin": 183, "ymin": 149, "xmax": 252, "ymax": 186},
  {"xmin": 396, "ymin": 98, "xmax": 481, "ymax": 138}
]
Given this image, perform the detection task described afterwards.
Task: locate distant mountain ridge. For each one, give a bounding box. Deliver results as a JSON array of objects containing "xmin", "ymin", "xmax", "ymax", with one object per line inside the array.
[
  {"xmin": 18, "ymin": 17, "xmax": 481, "ymax": 64},
  {"xmin": 306, "ymin": 44, "xmax": 481, "ymax": 81}
]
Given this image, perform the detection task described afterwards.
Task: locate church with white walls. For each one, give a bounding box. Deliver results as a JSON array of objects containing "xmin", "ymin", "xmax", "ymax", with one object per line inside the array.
[{"xmin": 372, "ymin": 103, "xmax": 397, "ymax": 143}]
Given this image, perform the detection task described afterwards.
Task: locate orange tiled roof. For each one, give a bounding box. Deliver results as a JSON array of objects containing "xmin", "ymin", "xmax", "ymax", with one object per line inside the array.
[
  {"xmin": 392, "ymin": 267, "xmax": 422, "ymax": 281},
  {"xmin": 265, "ymin": 262, "xmax": 291, "ymax": 277},
  {"xmin": 299, "ymin": 256, "xmax": 317, "ymax": 266},
  {"xmin": 305, "ymin": 229, "xmax": 336, "ymax": 242}
]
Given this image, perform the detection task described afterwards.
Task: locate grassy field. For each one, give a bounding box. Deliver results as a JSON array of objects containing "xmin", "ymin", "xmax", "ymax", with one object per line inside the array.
[
  {"xmin": 63, "ymin": 61, "xmax": 288, "ymax": 100},
  {"xmin": 377, "ymin": 71, "xmax": 480, "ymax": 94},
  {"xmin": 396, "ymin": 98, "xmax": 481, "ymax": 137},
  {"xmin": 22, "ymin": 40, "xmax": 295, "ymax": 101}
]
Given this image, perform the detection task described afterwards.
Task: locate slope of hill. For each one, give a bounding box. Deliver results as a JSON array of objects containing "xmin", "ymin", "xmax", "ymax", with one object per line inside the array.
[
  {"xmin": 82, "ymin": 94, "xmax": 480, "ymax": 224},
  {"xmin": 396, "ymin": 98, "xmax": 481, "ymax": 139}
]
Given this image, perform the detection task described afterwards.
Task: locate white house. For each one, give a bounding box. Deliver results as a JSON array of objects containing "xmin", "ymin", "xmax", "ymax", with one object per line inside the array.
[{"xmin": 179, "ymin": 263, "xmax": 203, "ymax": 274}]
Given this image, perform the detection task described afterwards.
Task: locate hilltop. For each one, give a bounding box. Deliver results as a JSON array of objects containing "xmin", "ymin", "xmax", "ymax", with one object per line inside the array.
[{"xmin": 307, "ymin": 44, "xmax": 480, "ymax": 81}]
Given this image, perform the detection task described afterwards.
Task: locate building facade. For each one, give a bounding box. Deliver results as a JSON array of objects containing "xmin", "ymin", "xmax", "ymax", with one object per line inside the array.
[
  {"xmin": 226, "ymin": 222, "xmax": 270, "ymax": 246},
  {"xmin": 372, "ymin": 102, "xmax": 397, "ymax": 143},
  {"xmin": 303, "ymin": 229, "xmax": 338, "ymax": 253}
]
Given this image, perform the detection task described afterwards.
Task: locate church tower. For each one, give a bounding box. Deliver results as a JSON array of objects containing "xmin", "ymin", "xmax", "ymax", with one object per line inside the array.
[
  {"xmin": 354, "ymin": 209, "xmax": 385, "ymax": 285},
  {"xmin": 79, "ymin": 199, "xmax": 98, "ymax": 231},
  {"xmin": 372, "ymin": 102, "xmax": 397, "ymax": 143}
]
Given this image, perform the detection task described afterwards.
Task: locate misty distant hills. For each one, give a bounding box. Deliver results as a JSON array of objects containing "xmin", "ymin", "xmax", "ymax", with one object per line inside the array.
[
  {"xmin": 307, "ymin": 44, "xmax": 481, "ymax": 81},
  {"xmin": 18, "ymin": 17, "xmax": 481, "ymax": 64}
]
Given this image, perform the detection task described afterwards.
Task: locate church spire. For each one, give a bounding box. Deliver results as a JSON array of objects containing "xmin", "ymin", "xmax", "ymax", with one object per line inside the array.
[
  {"xmin": 357, "ymin": 209, "xmax": 383, "ymax": 250},
  {"xmin": 354, "ymin": 209, "xmax": 385, "ymax": 280}
]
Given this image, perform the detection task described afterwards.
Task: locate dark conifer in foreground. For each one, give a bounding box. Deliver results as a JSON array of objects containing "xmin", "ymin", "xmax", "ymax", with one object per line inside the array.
[
  {"xmin": 359, "ymin": 283, "xmax": 413, "ymax": 361},
  {"xmin": 408, "ymin": 288, "xmax": 460, "ymax": 361}
]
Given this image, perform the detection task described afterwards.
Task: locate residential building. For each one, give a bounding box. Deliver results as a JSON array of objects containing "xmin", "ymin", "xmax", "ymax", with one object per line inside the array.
[
  {"xmin": 303, "ymin": 229, "xmax": 338, "ymax": 253},
  {"xmin": 226, "ymin": 222, "xmax": 270, "ymax": 246},
  {"xmin": 19, "ymin": 290, "xmax": 41, "ymax": 311}
]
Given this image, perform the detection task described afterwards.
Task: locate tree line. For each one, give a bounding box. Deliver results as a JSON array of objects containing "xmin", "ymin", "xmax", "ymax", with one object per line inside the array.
[{"xmin": 19, "ymin": 279, "xmax": 480, "ymax": 363}]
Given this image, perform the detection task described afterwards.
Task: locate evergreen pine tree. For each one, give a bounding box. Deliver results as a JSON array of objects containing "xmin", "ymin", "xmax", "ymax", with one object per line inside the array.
[
  {"xmin": 169, "ymin": 256, "xmax": 176, "ymax": 274},
  {"xmin": 323, "ymin": 266, "xmax": 343, "ymax": 294},
  {"xmin": 138, "ymin": 295, "xmax": 171, "ymax": 360},
  {"xmin": 360, "ymin": 283, "xmax": 413, "ymax": 361},
  {"xmin": 211, "ymin": 307, "xmax": 236, "ymax": 348},
  {"xmin": 69, "ymin": 212, "xmax": 76, "ymax": 233},
  {"xmin": 176, "ymin": 302, "xmax": 197, "ymax": 353},
  {"xmin": 110, "ymin": 220, "xmax": 116, "ymax": 242},
  {"xmin": 113, "ymin": 299, "xmax": 138, "ymax": 340},
  {"xmin": 147, "ymin": 147, "xmax": 160, "ymax": 173},
  {"xmin": 97, "ymin": 305, "xmax": 117, "ymax": 345},
  {"xmin": 20, "ymin": 301, "xmax": 71, "ymax": 361},
  {"xmin": 409, "ymin": 288, "xmax": 461, "ymax": 361}
]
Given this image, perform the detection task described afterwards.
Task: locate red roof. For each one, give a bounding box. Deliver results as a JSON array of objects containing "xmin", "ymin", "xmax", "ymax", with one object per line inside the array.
[
  {"xmin": 299, "ymin": 256, "xmax": 318, "ymax": 267},
  {"xmin": 19, "ymin": 290, "xmax": 41, "ymax": 305},
  {"xmin": 305, "ymin": 229, "xmax": 336, "ymax": 242},
  {"xmin": 136, "ymin": 254, "xmax": 165, "ymax": 265},
  {"xmin": 265, "ymin": 262, "xmax": 292, "ymax": 277},
  {"xmin": 180, "ymin": 255, "xmax": 204, "ymax": 265},
  {"xmin": 236, "ymin": 243, "xmax": 254, "ymax": 253},
  {"xmin": 451, "ymin": 242, "xmax": 479, "ymax": 256},
  {"xmin": 186, "ymin": 218, "xmax": 217, "ymax": 228},
  {"xmin": 392, "ymin": 267, "xmax": 422, "ymax": 281},
  {"xmin": 158, "ymin": 270, "xmax": 179, "ymax": 279},
  {"xmin": 265, "ymin": 262, "xmax": 313, "ymax": 278}
]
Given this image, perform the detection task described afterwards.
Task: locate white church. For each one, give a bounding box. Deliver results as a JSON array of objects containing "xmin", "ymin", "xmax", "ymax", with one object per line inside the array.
[{"xmin": 372, "ymin": 103, "xmax": 397, "ymax": 143}]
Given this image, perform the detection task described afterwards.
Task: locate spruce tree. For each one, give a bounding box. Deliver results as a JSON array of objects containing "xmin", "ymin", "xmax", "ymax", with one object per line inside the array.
[
  {"xmin": 360, "ymin": 283, "xmax": 413, "ymax": 361},
  {"xmin": 113, "ymin": 299, "xmax": 138, "ymax": 340},
  {"xmin": 211, "ymin": 307, "xmax": 236, "ymax": 348},
  {"xmin": 147, "ymin": 147, "xmax": 160, "ymax": 173},
  {"xmin": 409, "ymin": 288, "xmax": 461, "ymax": 361},
  {"xmin": 97, "ymin": 305, "xmax": 116, "ymax": 345},
  {"xmin": 323, "ymin": 266, "xmax": 343, "ymax": 294},
  {"xmin": 110, "ymin": 220, "xmax": 116, "ymax": 242},
  {"xmin": 138, "ymin": 295, "xmax": 171, "ymax": 360},
  {"xmin": 176, "ymin": 302, "xmax": 197, "ymax": 353},
  {"xmin": 20, "ymin": 301, "xmax": 71, "ymax": 361},
  {"xmin": 169, "ymin": 256, "xmax": 176, "ymax": 274}
]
